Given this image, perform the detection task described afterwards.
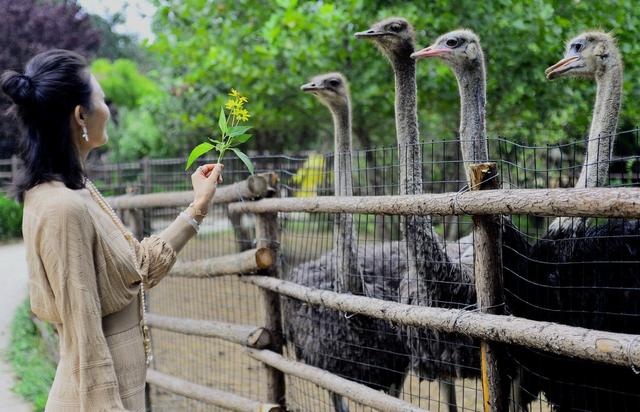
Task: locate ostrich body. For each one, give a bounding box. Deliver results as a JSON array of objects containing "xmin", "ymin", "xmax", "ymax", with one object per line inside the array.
[
  {"xmin": 282, "ymin": 73, "xmax": 409, "ymax": 412},
  {"xmin": 357, "ymin": 20, "xmax": 476, "ymax": 411},
  {"xmin": 521, "ymin": 32, "xmax": 640, "ymax": 411},
  {"xmin": 412, "ymin": 30, "xmax": 532, "ymax": 410}
]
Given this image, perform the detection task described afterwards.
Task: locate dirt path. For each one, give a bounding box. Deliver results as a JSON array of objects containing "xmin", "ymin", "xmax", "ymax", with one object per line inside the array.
[{"xmin": 0, "ymin": 240, "xmax": 34, "ymax": 411}]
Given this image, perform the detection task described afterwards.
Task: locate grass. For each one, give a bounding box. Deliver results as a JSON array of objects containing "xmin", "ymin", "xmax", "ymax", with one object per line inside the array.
[{"xmin": 7, "ymin": 299, "xmax": 56, "ymax": 412}]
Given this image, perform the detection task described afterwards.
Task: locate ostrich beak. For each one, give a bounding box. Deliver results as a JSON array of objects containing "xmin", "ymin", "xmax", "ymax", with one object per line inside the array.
[
  {"xmin": 355, "ymin": 29, "xmax": 387, "ymax": 39},
  {"xmin": 545, "ymin": 56, "xmax": 580, "ymax": 80},
  {"xmin": 411, "ymin": 46, "xmax": 448, "ymax": 60},
  {"xmin": 301, "ymin": 83, "xmax": 323, "ymax": 92}
]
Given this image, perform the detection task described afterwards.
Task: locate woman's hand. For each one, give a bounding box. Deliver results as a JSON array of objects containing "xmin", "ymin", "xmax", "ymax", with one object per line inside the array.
[{"xmin": 191, "ymin": 163, "xmax": 224, "ymax": 215}]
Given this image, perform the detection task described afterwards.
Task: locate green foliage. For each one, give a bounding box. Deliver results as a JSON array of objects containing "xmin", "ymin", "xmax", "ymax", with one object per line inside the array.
[
  {"xmin": 7, "ymin": 300, "xmax": 56, "ymax": 411},
  {"xmin": 147, "ymin": 0, "xmax": 640, "ymax": 155},
  {"xmin": 90, "ymin": 13, "xmax": 151, "ymax": 66},
  {"xmin": 106, "ymin": 106, "xmax": 166, "ymax": 162},
  {"xmin": 90, "ymin": 58, "xmax": 173, "ymax": 162},
  {"xmin": 0, "ymin": 193, "xmax": 23, "ymax": 240},
  {"xmin": 91, "ymin": 58, "xmax": 161, "ymax": 109}
]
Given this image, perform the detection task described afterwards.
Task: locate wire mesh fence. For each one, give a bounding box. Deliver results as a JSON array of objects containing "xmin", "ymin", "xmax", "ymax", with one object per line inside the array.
[{"xmin": 59, "ymin": 128, "xmax": 640, "ymax": 411}]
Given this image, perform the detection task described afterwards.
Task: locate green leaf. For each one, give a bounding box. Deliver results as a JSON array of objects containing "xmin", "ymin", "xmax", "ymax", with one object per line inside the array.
[
  {"xmin": 218, "ymin": 107, "xmax": 228, "ymax": 134},
  {"xmin": 230, "ymin": 147, "xmax": 254, "ymax": 175},
  {"xmin": 185, "ymin": 142, "xmax": 215, "ymax": 171},
  {"xmin": 230, "ymin": 134, "xmax": 252, "ymax": 146},
  {"xmin": 227, "ymin": 125, "xmax": 253, "ymax": 137}
]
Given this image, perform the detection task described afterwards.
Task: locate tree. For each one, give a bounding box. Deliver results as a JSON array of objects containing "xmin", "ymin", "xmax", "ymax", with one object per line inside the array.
[
  {"xmin": 148, "ymin": 0, "xmax": 640, "ymax": 156},
  {"xmin": 89, "ymin": 58, "xmax": 170, "ymax": 162},
  {"xmin": 90, "ymin": 13, "xmax": 151, "ymax": 68},
  {"xmin": 0, "ymin": 0, "xmax": 101, "ymax": 158}
]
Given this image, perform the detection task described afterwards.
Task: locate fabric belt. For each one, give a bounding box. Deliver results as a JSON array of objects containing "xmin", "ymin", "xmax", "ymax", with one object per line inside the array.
[{"xmin": 102, "ymin": 298, "xmax": 141, "ymax": 337}]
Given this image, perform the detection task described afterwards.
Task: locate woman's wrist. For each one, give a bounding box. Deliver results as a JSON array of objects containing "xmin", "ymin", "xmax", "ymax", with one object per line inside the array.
[
  {"xmin": 191, "ymin": 198, "xmax": 209, "ymax": 215},
  {"xmin": 186, "ymin": 202, "xmax": 207, "ymax": 224}
]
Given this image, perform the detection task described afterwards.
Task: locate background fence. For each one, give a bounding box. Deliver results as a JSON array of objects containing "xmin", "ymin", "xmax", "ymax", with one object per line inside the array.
[{"xmin": 3, "ymin": 129, "xmax": 640, "ymax": 411}]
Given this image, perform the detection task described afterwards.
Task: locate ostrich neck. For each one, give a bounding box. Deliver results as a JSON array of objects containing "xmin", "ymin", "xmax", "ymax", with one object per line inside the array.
[
  {"xmin": 575, "ymin": 63, "xmax": 623, "ymax": 188},
  {"xmin": 330, "ymin": 103, "xmax": 353, "ymax": 197},
  {"xmin": 393, "ymin": 57, "xmax": 423, "ymax": 196},
  {"xmin": 391, "ymin": 53, "xmax": 451, "ymax": 302},
  {"xmin": 454, "ymin": 64, "xmax": 489, "ymax": 179},
  {"xmin": 329, "ymin": 101, "xmax": 361, "ymax": 294}
]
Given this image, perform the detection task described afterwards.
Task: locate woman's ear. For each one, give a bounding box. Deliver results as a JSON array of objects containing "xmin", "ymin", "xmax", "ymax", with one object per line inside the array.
[{"xmin": 73, "ymin": 105, "xmax": 85, "ymax": 129}]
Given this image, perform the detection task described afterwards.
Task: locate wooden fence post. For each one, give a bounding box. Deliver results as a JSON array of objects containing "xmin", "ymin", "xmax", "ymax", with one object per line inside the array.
[
  {"xmin": 468, "ymin": 162, "xmax": 508, "ymax": 412},
  {"xmin": 255, "ymin": 211, "xmax": 286, "ymax": 406}
]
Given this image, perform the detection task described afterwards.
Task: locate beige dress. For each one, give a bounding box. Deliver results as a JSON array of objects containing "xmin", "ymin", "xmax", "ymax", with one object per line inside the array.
[{"xmin": 22, "ymin": 180, "xmax": 197, "ymax": 411}]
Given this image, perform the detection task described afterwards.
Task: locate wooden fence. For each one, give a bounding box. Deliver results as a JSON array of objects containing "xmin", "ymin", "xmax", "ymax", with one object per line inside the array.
[{"xmin": 103, "ymin": 163, "xmax": 640, "ymax": 412}]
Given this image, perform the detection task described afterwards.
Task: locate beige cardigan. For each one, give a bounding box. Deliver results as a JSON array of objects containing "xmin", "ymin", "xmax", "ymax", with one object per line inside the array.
[{"xmin": 22, "ymin": 180, "xmax": 197, "ymax": 411}]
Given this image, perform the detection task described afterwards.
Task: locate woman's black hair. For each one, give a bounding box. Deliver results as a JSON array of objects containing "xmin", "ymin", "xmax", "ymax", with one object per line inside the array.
[{"xmin": 1, "ymin": 49, "xmax": 93, "ymax": 203}]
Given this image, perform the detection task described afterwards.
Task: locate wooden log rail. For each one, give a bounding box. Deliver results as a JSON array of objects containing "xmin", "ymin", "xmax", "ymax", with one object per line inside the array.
[
  {"xmin": 241, "ymin": 275, "xmax": 640, "ymax": 369},
  {"xmin": 246, "ymin": 349, "xmax": 428, "ymax": 412},
  {"xmin": 145, "ymin": 313, "xmax": 271, "ymax": 348},
  {"xmin": 147, "ymin": 369, "xmax": 282, "ymax": 412},
  {"xmin": 228, "ymin": 187, "xmax": 640, "ymax": 218},
  {"xmin": 105, "ymin": 172, "xmax": 277, "ymax": 209},
  {"xmin": 168, "ymin": 248, "xmax": 274, "ymax": 278}
]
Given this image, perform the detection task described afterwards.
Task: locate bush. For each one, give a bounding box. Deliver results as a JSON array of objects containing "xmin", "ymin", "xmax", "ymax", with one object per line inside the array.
[
  {"xmin": 7, "ymin": 299, "xmax": 56, "ymax": 411},
  {"xmin": 0, "ymin": 193, "xmax": 22, "ymax": 240}
]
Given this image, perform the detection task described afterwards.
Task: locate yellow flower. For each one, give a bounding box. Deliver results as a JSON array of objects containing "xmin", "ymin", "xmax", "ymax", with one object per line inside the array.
[
  {"xmin": 231, "ymin": 108, "xmax": 249, "ymax": 122},
  {"xmin": 229, "ymin": 88, "xmax": 241, "ymax": 98},
  {"xmin": 225, "ymin": 99, "xmax": 238, "ymax": 111},
  {"xmin": 238, "ymin": 95, "xmax": 248, "ymax": 103}
]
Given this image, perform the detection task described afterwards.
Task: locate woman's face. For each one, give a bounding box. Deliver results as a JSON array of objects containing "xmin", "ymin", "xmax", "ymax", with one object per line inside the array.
[{"xmin": 82, "ymin": 74, "xmax": 110, "ymax": 148}]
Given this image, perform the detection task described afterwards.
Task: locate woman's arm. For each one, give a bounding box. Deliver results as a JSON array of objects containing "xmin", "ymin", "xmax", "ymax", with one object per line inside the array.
[{"xmin": 130, "ymin": 163, "xmax": 224, "ymax": 288}]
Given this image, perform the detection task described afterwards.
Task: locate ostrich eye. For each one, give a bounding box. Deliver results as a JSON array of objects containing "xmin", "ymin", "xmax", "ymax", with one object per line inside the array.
[
  {"xmin": 445, "ymin": 38, "xmax": 459, "ymax": 48},
  {"xmin": 389, "ymin": 23, "xmax": 402, "ymax": 32},
  {"xmin": 572, "ymin": 42, "xmax": 583, "ymax": 52},
  {"xmin": 328, "ymin": 79, "xmax": 341, "ymax": 87}
]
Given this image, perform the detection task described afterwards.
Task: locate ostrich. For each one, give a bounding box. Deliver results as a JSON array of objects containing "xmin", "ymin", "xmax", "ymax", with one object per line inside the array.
[
  {"xmin": 281, "ymin": 73, "xmax": 409, "ymax": 412},
  {"xmin": 521, "ymin": 31, "xmax": 640, "ymax": 411},
  {"xmin": 356, "ymin": 19, "xmax": 477, "ymax": 411},
  {"xmin": 411, "ymin": 30, "xmax": 531, "ymax": 410}
]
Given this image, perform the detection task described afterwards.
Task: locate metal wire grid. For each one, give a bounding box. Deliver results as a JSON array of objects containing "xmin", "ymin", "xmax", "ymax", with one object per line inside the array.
[{"xmin": 82, "ymin": 128, "xmax": 640, "ymax": 411}]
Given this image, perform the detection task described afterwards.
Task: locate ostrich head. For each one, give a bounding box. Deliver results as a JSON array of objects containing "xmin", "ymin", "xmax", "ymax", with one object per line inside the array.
[
  {"xmin": 300, "ymin": 72, "xmax": 350, "ymax": 111},
  {"xmin": 545, "ymin": 31, "xmax": 621, "ymax": 80},
  {"xmin": 410, "ymin": 29, "xmax": 483, "ymax": 71},
  {"xmin": 354, "ymin": 17, "xmax": 416, "ymax": 61}
]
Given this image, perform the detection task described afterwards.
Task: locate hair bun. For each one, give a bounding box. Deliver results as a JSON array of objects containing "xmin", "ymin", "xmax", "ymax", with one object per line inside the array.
[{"xmin": 1, "ymin": 70, "xmax": 35, "ymax": 105}]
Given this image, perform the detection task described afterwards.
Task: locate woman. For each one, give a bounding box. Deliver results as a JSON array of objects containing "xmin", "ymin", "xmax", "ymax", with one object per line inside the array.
[{"xmin": 1, "ymin": 49, "xmax": 223, "ymax": 411}]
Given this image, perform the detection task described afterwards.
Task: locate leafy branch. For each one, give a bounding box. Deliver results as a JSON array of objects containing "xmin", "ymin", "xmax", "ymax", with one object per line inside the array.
[{"xmin": 185, "ymin": 89, "xmax": 254, "ymax": 174}]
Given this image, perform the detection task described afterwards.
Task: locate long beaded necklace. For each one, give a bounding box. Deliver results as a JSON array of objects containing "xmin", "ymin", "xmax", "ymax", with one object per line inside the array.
[{"xmin": 83, "ymin": 177, "xmax": 153, "ymax": 366}]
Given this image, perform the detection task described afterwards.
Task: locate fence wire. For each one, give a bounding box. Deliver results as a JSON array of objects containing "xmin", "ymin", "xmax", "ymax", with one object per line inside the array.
[{"xmin": 79, "ymin": 128, "xmax": 640, "ymax": 411}]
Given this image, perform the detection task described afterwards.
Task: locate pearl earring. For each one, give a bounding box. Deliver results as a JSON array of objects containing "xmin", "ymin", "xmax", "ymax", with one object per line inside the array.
[{"xmin": 82, "ymin": 126, "xmax": 89, "ymax": 142}]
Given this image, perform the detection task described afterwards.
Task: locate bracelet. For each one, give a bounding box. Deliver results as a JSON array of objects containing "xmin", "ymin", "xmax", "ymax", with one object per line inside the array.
[
  {"xmin": 188, "ymin": 202, "xmax": 208, "ymax": 218},
  {"xmin": 179, "ymin": 211, "xmax": 200, "ymax": 233}
]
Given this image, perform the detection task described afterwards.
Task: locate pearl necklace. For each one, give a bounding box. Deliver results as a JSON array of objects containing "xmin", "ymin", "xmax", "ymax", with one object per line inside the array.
[{"xmin": 84, "ymin": 177, "xmax": 153, "ymax": 366}]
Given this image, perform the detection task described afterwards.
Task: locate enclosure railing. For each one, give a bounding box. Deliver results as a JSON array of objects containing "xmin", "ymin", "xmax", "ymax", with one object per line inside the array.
[{"xmin": 105, "ymin": 165, "xmax": 640, "ymax": 412}]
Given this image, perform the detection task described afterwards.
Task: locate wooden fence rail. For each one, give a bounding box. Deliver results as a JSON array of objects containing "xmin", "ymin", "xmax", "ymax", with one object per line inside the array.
[
  {"xmin": 241, "ymin": 275, "xmax": 640, "ymax": 369},
  {"xmin": 106, "ymin": 172, "xmax": 277, "ymax": 208},
  {"xmin": 168, "ymin": 248, "xmax": 274, "ymax": 278},
  {"xmin": 145, "ymin": 314, "xmax": 271, "ymax": 348},
  {"xmin": 246, "ymin": 349, "xmax": 428, "ymax": 412},
  {"xmin": 146, "ymin": 369, "xmax": 282, "ymax": 412},
  {"xmin": 228, "ymin": 187, "xmax": 640, "ymax": 218}
]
